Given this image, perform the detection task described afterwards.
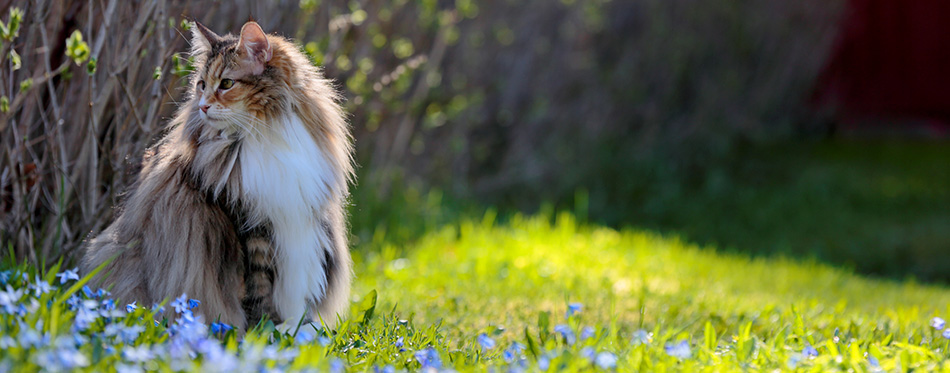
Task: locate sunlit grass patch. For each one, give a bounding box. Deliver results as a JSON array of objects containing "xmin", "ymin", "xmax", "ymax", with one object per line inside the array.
[{"xmin": 3, "ymin": 213, "xmax": 950, "ymax": 371}]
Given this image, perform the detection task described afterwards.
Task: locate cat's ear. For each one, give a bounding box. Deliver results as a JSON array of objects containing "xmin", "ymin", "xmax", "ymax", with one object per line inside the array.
[
  {"xmin": 238, "ymin": 22, "xmax": 272, "ymax": 75},
  {"xmin": 191, "ymin": 21, "xmax": 220, "ymax": 55}
]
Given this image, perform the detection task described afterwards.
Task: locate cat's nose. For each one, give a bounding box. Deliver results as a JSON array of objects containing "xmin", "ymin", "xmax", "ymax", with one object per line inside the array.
[{"xmin": 200, "ymin": 105, "xmax": 211, "ymax": 113}]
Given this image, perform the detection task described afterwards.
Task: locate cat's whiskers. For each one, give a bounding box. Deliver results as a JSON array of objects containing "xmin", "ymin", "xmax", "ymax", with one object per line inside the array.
[{"xmin": 220, "ymin": 111, "xmax": 267, "ymax": 140}]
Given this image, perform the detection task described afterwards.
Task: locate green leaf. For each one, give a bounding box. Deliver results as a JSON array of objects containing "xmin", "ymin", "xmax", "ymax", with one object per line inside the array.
[
  {"xmin": 735, "ymin": 321, "xmax": 754, "ymax": 362},
  {"xmin": 704, "ymin": 321, "xmax": 716, "ymax": 351},
  {"xmin": 8, "ymin": 48, "xmax": 20, "ymax": 71},
  {"xmin": 4, "ymin": 7, "xmax": 23, "ymax": 41},
  {"xmin": 538, "ymin": 311, "xmax": 551, "ymax": 335},
  {"xmin": 359, "ymin": 289, "xmax": 378, "ymax": 325},
  {"xmin": 19, "ymin": 78, "xmax": 32, "ymax": 92},
  {"xmin": 65, "ymin": 30, "xmax": 90, "ymax": 65},
  {"xmin": 524, "ymin": 327, "xmax": 540, "ymax": 358},
  {"xmin": 86, "ymin": 58, "xmax": 97, "ymax": 75}
]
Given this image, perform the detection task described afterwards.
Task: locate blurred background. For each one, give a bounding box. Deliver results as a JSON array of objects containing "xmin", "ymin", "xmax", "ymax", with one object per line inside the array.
[{"xmin": 0, "ymin": 1, "xmax": 947, "ymax": 281}]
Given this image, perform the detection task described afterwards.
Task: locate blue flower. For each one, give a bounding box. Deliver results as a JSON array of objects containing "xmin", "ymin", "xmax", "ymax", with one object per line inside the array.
[
  {"xmin": 580, "ymin": 347, "xmax": 595, "ymax": 360},
  {"xmin": 538, "ymin": 356, "xmax": 551, "ymax": 371},
  {"xmin": 0, "ymin": 270, "xmax": 10, "ymax": 284},
  {"xmin": 868, "ymin": 355, "xmax": 880, "ymax": 368},
  {"xmin": 171, "ymin": 293, "xmax": 189, "ymax": 314},
  {"xmin": 101, "ymin": 298, "xmax": 116, "ymax": 311},
  {"xmin": 581, "ymin": 326, "xmax": 596, "ymax": 340},
  {"xmin": 66, "ymin": 295, "xmax": 82, "ymax": 310},
  {"xmin": 56, "ymin": 268, "xmax": 80, "ymax": 284},
  {"xmin": 503, "ymin": 348, "xmax": 516, "ymax": 363},
  {"xmin": 504, "ymin": 342, "xmax": 526, "ymax": 363},
  {"xmin": 188, "ymin": 299, "xmax": 200, "ymax": 309},
  {"xmin": 14, "ymin": 304, "xmax": 27, "ymax": 317},
  {"xmin": 414, "ymin": 347, "xmax": 442, "ymax": 369},
  {"xmin": 787, "ymin": 353, "xmax": 803, "ymax": 369},
  {"xmin": 394, "ymin": 336, "xmax": 404, "ymax": 348},
  {"xmin": 122, "ymin": 346, "xmax": 153, "ymax": 362},
  {"xmin": 177, "ymin": 309, "xmax": 196, "ymax": 325},
  {"xmin": 566, "ymin": 302, "xmax": 583, "ymax": 318},
  {"xmin": 31, "ymin": 276, "xmax": 52, "ymax": 296},
  {"xmin": 0, "ymin": 285, "xmax": 24, "ymax": 313},
  {"xmin": 18, "ymin": 328, "xmax": 47, "ymax": 348},
  {"xmin": 73, "ymin": 307, "xmax": 99, "ymax": 332},
  {"xmin": 477, "ymin": 333, "xmax": 496, "ymax": 349},
  {"xmin": 104, "ymin": 323, "xmax": 124, "ymax": 338},
  {"xmin": 72, "ymin": 334, "xmax": 88, "ymax": 347},
  {"xmin": 95, "ymin": 288, "xmax": 110, "ymax": 298},
  {"xmin": 802, "ymin": 344, "xmax": 819, "ymax": 358},
  {"xmin": 151, "ymin": 303, "xmax": 165, "ymax": 314},
  {"xmin": 119, "ymin": 325, "xmax": 145, "ymax": 344},
  {"xmin": 115, "ymin": 364, "xmax": 143, "ymax": 373},
  {"xmin": 943, "ymin": 329, "xmax": 950, "ymax": 339},
  {"xmin": 595, "ymin": 351, "xmax": 618, "ymax": 369},
  {"xmin": 318, "ymin": 336, "xmax": 332, "ymax": 346},
  {"xmin": 0, "ymin": 336, "xmax": 15, "ymax": 348},
  {"xmin": 81, "ymin": 286, "xmax": 94, "ymax": 298},
  {"xmin": 554, "ymin": 324, "xmax": 576, "ymax": 345},
  {"xmin": 329, "ymin": 359, "xmax": 345, "ymax": 373},
  {"xmin": 36, "ymin": 347, "xmax": 89, "ymax": 370},
  {"xmin": 126, "ymin": 301, "xmax": 137, "ymax": 313},
  {"xmin": 632, "ymin": 330, "xmax": 652, "ymax": 345},
  {"xmin": 664, "ymin": 340, "xmax": 691, "ymax": 359},
  {"xmin": 210, "ymin": 322, "xmax": 233, "ymax": 334},
  {"xmin": 295, "ymin": 331, "xmax": 315, "ymax": 344},
  {"xmin": 932, "ymin": 317, "xmax": 946, "ymax": 330},
  {"xmin": 373, "ymin": 365, "xmax": 395, "ymax": 373}
]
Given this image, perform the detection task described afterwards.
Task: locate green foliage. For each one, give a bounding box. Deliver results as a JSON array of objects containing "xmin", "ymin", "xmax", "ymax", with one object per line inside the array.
[
  {"xmin": 584, "ymin": 141, "xmax": 950, "ymax": 282},
  {"xmin": 18, "ymin": 78, "xmax": 31, "ymax": 92},
  {"xmin": 5, "ymin": 214, "xmax": 950, "ymax": 370},
  {"xmin": 0, "ymin": 7, "xmax": 23, "ymax": 41},
  {"xmin": 7, "ymin": 48, "xmax": 19, "ymax": 70},
  {"xmin": 171, "ymin": 53, "xmax": 194, "ymax": 78},
  {"xmin": 65, "ymin": 30, "xmax": 90, "ymax": 66},
  {"xmin": 86, "ymin": 58, "xmax": 97, "ymax": 75},
  {"xmin": 350, "ymin": 212, "xmax": 950, "ymax": 370}
]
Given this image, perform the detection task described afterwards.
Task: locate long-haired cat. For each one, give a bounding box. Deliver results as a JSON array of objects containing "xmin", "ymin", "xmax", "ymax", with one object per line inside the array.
[{"xmin": 81, "ymin": 21, "xmax": 354, "ymax": 331}]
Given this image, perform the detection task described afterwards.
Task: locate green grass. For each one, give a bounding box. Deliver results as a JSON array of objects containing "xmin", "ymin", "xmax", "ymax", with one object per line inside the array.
[
  {"xmin": 4, "ymin": 212, "xmax": 950, "ymax": 371},
  {"xmin": 622, "ymin": 140, "xmax": 950, "ymax": 282}
]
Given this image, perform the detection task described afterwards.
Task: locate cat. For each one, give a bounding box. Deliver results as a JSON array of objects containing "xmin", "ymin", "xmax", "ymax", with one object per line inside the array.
[{"xmin": 81, "ymin": 21, "xmax": 354, "ymax": 331}]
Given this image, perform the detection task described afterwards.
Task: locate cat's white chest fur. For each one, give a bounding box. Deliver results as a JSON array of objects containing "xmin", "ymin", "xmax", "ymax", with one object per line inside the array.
[{"xmin": 238, "ymin": 113, "xmax": 336, "ymax": 325}]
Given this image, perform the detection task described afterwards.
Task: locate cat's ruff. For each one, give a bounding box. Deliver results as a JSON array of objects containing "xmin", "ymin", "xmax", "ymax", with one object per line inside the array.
[{"xmin": 239, "ymin": 113, "xmax": 339, "ymax": 328}]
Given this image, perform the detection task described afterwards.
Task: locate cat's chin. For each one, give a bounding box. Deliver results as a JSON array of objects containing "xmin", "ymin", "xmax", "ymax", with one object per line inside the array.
[{"xmin": 201, "ymin": 116, "xmax": 228, "ymax": 129}]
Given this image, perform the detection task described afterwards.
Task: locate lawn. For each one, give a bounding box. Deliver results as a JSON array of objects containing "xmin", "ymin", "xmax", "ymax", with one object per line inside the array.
[
  {"xmin": 3, "ymin": 212, "xmax": 950, "ymax": 371},
  {"xmin": 629, "ymin": 140, "xmax": 950, "ymax": 282}
]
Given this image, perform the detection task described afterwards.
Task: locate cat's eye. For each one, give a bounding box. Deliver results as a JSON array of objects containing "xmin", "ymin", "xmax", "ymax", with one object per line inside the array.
[
  {"xmin": 197, "ymin": 80, "xmax": 205, "ymax": 91},
  {"xmin": 219, "ymin": 79, "xmax": 234, "ymax": 90}
]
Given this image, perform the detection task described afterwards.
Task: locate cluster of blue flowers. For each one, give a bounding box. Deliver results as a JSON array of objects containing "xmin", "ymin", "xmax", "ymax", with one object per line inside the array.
[
  {"xmin": 26, "ymin": 270, "xmax": 940, "ymax": 371},
  {"xmin": 0, "ymin": 268, "xmax": 313, "ymax": 372}
]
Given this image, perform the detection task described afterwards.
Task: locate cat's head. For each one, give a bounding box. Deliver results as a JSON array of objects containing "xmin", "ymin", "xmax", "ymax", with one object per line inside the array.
[{"xmin": 188, "ymin": 21, "xmax": 286, "ymax": 134}]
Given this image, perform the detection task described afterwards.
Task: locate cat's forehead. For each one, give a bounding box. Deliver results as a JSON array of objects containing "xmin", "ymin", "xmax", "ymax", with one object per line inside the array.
[{"xmin": 198, "ymin": 39, "xmax": 242, "ymax": 77}]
